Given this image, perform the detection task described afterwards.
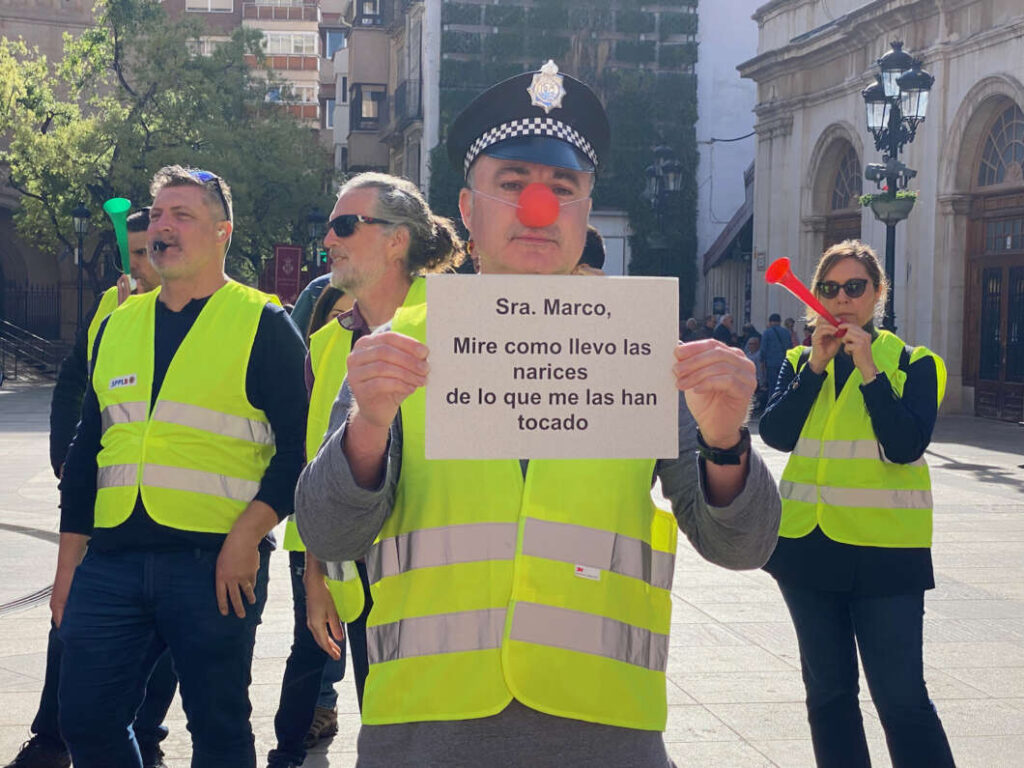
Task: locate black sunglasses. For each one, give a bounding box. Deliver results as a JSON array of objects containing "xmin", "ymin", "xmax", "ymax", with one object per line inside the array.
[
  {"xmin": 188, "ymin": 169, "xmax": 231, "ymax": 222},
  {"xmin": 328, "ymin": 213, "xmax": 393, "ymax": 238},
  {"xmin": 816, "ymin": 278, "xmax": 869, "ymax": 299}
]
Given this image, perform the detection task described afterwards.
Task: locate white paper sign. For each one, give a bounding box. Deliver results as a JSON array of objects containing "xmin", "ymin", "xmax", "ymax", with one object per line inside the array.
[{"xmin": 425, "ymin": 274, "xmax": 679, "ymax": 460}]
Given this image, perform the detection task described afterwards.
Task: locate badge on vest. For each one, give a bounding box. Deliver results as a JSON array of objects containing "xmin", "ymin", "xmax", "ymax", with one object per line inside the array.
[
  {"xmin": 574, "ymin": 564, "xmax": 600, "ymax": 581},
  {"xmin": 109, "ymin": 374, "xmax": 138, "ymax": 390}
]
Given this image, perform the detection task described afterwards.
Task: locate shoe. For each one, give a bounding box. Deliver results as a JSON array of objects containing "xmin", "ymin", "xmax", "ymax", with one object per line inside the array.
[
  {"xmin": 139, "ymin": 742, "xmax": 167, "ymax": 768},
  {"xmin": 3, "ymin": 736, "xmax": 70, "ymax": 768},
  {"xmin": 302, "ymin": 706, "xmax": 339, "ymax": 749},
  {"xmin": 265, "ymin": 749, "xmax": 300, "ymax": 768}
]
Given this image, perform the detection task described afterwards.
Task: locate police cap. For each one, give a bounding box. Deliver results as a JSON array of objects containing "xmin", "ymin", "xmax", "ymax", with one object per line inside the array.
[{"xmin": 447, "ymin": 60, "xmax": 611, "ymax": 179}]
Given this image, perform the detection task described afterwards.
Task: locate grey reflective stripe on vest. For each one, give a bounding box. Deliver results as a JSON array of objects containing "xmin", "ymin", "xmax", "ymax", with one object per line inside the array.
[
  {"xmin": 521, "ymin": 518, "xmax": 675, "ymax": 591},
  {"xmin": 780, "ymin": 480, "xmax": 932, "ymax": 509},
  {"xmin": 324, "ymin": 559, "xmax": 360, "ymax": 583},
  {"xmin": 142, "ymin": 464, "xmax": 260, "ymax": 503},
  {"xmin": 367, "ymin": 608, "xmax": 507, "ymax": 664},
  {"xmin": 152, "ymin": 401, "xmax": 274, "ymax": 446},
  {"xmin": 793, "ymin": 437, "xmax": 927, "ymax": 466},
  {"xmin": 101, "ymin": 401, "xmax": 149, "ymax": 434},
  {"xmin": 509, "ymin": 601, "xmax": 669, "ymax": 672},
  {"xmin": 97, "ymin": 463, "xmax": 139, "ymax": 488},
  {"xmin": 367, "ymin": 522, "xmax": 518, "ymax": 585}
]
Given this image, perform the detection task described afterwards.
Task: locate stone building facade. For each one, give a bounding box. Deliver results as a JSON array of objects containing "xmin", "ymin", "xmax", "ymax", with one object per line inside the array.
[{"xmin": 740, "ymin": 0, "xmax": 1024, "ymax": 420}]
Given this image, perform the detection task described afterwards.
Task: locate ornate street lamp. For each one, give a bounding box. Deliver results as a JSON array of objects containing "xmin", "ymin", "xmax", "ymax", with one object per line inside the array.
[
  {"xmin": 306, "ymin": 207, "xmax": 327, "ymax": 268},
  {"xmin": 644, "ymin": 146, "xmax": 681, "ymax": 277},
  {"xmin": 72, "ymin": 202, "xmax": 91, "ymax": 332},
  {"xmin": 860, "ymin": 41, "xmax": 935, "ymax": 331}
]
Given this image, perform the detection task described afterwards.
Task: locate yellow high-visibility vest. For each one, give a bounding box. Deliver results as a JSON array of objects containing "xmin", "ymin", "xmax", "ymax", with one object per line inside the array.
[
  {"xmin": 86, "ymin": 287, "xmax": 120, "ymax": 366},
  {"xmin": 286, "ymin": 278, "xmax": 426, "ymax": 622},
  {"xmin": 360, "ymin": 296, "xmax": 678, "ymax": 731},
  {"xmin": 92, "ymin": 282, "xmax": 277, "ymax": 533},
  {"xmin": 778, "ymin": 331, "xmax": 946, "ymax": 548}
]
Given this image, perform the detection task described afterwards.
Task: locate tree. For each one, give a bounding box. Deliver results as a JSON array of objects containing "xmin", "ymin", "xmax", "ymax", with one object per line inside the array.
[{"xmin": 0, "ymin": 0, "xmax": 335, "ymax": 287}]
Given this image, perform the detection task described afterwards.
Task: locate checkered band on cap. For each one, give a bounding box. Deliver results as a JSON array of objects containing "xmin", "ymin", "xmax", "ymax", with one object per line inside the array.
[{"xmin": 464, "ymin": 117, "xmax": 598, "ymax": 174}]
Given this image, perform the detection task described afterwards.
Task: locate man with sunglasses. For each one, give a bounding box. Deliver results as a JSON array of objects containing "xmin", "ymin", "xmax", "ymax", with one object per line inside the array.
[
  {"xmin": 54, "ymin": 166, "xmax": 308, "ymax": 768},
  {"xmin": 295, "ymin": 63, "xmax": 781, "ymax": 768}
]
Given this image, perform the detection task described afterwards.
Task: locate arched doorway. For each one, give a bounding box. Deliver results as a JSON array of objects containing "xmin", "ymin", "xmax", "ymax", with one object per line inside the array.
[{"xmin": 963, "ymin": 102, "xmax": 1024, "ymax": 422}]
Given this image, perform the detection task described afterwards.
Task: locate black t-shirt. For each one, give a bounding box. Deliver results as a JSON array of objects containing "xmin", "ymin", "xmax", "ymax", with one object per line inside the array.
[
  {"xmin": 757, "ymin": 339, "xmax": 938, "ymax": 595},
  {"xmin": 59, "ymin": 293, "xmax": 308, "ymax": 552}
]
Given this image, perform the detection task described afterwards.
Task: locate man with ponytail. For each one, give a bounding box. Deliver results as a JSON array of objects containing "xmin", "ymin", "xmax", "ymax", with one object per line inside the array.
[{"xmin": 270, "ymin": 172, "xmax": 463, "ymax": 768}]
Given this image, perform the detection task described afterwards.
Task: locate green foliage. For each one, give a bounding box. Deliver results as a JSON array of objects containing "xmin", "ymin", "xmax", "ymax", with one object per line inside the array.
[
  {"xmin": 615, "ymin": 40, "xmax": 656, "ymax": 64},
  {"xmin": 483, "ymin": 5, "xmax": 525, "ymax": 28},
  {"xmin": 526, "ymin": 34, "xmax": 571, "ymax": 61},
  {"xmin": 482, "ymin": 32, "xmax": 524, "ymax": 62},
  {"xmin": 658, "ymin": 42, "xmax": 698, "ymax": 69},
  {"xmin": 616, "ymin": 10, "xmax": 655, "ymax": 34},
  {"xmin": 0, "ymin": 0, "xmax": 334, "ymax": 283},
  {"xmin": 659, "ymin": 11, "xmax": 699, "ymax": 39},
  {"xmin": 442, "ymin": 30, "xmax": 481, "ymax": 55},
  {"xmin": 860, "ymin": 190, "xmax": 918, "ymax": 205},
  {"xmin": 442, "ymin": 3, "xmax": 481, "ymax": 25},
  {"xmin": 528, "ymin": 5, "xmax": 569, "ymax": 30}
]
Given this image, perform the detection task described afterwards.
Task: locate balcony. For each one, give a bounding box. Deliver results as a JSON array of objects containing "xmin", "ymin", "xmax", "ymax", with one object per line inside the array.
[
  {"xmin": 393, "ymin": 79, "xmax": 421, "ymax": 130},
  {"xmin": 245, "ymin": 53, "xmax": 319, "ymax": 71},
  {"xmin": 243, "ymin": 1, "xmax": 319, "ymax": 23}
]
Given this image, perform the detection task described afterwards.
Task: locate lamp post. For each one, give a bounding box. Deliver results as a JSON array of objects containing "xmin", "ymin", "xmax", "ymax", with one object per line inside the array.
[
  {"xmin": 306, "ymin": 207, "xmax": 327, "ymax": 271},
  {"xmin": 72, "ymin": 202, "xmax": 92, "ymax": 332},
  {"xmin": 861, "ymin": 41, "xmax": 934, "ymax": 331},
  {"xmin": 644, "ymin": 145, "xmax": 683, "ymax": 276}
]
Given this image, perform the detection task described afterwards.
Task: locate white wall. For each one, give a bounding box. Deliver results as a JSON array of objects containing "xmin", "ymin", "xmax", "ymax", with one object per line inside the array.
[{"xmin": 694, "ymin": 0, "xmax": 760, "ymax": 316}]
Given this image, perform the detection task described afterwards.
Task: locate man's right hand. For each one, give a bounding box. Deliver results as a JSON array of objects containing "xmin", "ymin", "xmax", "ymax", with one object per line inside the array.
[
  {"xmin": 51, "ymin": 533, "xmax": 89, "ymax": 628},
  {"xmin": 345, "ymin": 331, "xmax": 429, "ymax": 429}
]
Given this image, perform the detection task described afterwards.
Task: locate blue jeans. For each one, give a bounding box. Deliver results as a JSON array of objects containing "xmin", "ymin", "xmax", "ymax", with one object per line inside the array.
[
  {"xmin": 58, "ymin": 548, "xmax": 270, "ymax": 768},
  {"xmin": 32, "ymin": 623, "xmax": 177, "ymax": 751},
  {"xmin": 271, "ymin": 550, "xmax": 346, "ymax": 765},
  {"xmin": 778, "ymin": 584, "xmax": 955, "ymax": 768}
]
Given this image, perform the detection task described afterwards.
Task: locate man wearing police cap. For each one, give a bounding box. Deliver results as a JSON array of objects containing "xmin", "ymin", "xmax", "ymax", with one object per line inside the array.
[{"xmin": 296, "ymin": 62, "xmax": 781, "ymax": 767}]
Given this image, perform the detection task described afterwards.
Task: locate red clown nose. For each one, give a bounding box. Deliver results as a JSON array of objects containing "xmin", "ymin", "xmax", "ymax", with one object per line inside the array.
[{"xmin": 516, "ymin": 183, "xmax": 560, "ymax": 228}]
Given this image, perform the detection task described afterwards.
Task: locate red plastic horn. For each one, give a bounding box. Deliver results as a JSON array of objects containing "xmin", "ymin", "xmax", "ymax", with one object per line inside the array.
[{"xmin": 765, "ymin": 257, "xmax": 846, "ymax": 337}]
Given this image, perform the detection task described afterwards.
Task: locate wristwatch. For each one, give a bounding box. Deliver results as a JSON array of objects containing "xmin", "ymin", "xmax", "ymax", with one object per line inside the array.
[{"xmin": 696, "ymin": 427, "xmax": 751, "ymax": 466}]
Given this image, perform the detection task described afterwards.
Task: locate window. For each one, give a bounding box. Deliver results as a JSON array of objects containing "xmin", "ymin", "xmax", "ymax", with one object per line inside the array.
[
  {"xmin": 254, "ymin": 0, "xmax": 304, "ymax": 5},
  {"xmin": 262, "ymin": 31, "xmax": 318, "ymax": 56},
  {"xmin": 325, "ymin": 98, "xmax": 335, "ymax": 129},
  {"xmin": 362, "ymin": 0, "xmax": 380, "ymax": 15},
  {"xmin": 352, "ymin": 85, "xmax": 385, "ymax": 130},
  {"xmin": 831, "ymin": 146, "xmax": 862, "ymax": 211},
  {"xmin": 186, "ymin": 0, "xmax": 232, "ymax": 11},
  {"xmin": 978, "ymin": 104, "xmax": 1024, "ymax": 188},
  {"xmin": 340, "ymin": 76, "xmax": 348, "ymax": 104},
  {"xmin": 188, "ymin": 37, "xmax": 228, "ymax": 57},
  {"xmin": 325, "ymin": 30, "xmax": 347, "ymax": 59},
  {"xmin": 266, "ymin": 84, "xmax": 315, "ymax": 104}
]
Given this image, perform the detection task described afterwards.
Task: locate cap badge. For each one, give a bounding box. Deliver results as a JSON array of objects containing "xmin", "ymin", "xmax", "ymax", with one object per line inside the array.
[{"xmin": 527, "ymin": 60, "xmax": 566, "ymax": 114}]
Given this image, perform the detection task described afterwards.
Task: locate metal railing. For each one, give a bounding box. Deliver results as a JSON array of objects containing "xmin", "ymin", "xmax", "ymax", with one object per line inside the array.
[
  {"xmin": 0, "ymin": 319, "xmax": 68, "ymax": 380},
  {"xmin": 394, "ymin": 79, "xmax": 422, "ymax": 129},
  {"xmin": 2, "ymin": 281, "xmax": 61, "ymax": 339}
]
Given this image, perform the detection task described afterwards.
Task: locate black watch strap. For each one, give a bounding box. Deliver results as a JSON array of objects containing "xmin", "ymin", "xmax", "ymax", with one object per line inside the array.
[{"xmin": 696, "ymin": 427, "xmax": 750, "ymax": 466}]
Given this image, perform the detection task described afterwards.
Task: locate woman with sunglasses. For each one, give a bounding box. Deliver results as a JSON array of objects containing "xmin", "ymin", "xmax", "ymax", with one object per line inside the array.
[{"xmin": 759, "ymin": 240, "xmax": 955, "ymax": 768}]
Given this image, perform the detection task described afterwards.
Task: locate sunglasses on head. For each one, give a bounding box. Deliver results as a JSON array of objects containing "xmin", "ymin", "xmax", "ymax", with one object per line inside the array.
[
  {"xmin": 187, "ymin": 169, "xmax": 231, "ymax": 222},
  {"xmin": 816, "ymin": 278, "xmax": 869, "ymax": 299},
  {"xmin": 327, "ymin": 213, "xmax": 393, "ymax": 238}
]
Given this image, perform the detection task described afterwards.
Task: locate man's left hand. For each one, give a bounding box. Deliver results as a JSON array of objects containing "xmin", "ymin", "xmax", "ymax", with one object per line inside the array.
[
  {"xmin": 674, "ymin": 339, "xmax": 756, "ymax": 447},
  {"xmin": 215, "ymin": 530, "xmax": 260, "ymax": 618}
]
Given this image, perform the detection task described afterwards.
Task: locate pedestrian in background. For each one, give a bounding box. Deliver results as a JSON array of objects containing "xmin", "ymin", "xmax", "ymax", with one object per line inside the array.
[
  {"xmin": 761, "ymin": 312, "xmax": 793, "ymax": 398},
  {"xmin": 759, "ymin": 239, "xmax": 955, "ymax": 768}
]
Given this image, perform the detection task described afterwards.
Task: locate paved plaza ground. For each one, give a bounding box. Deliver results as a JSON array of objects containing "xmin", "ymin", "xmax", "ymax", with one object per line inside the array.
[{"xmin": 1, "ymin": 379, "xmax": 1022, "ymax": 767}]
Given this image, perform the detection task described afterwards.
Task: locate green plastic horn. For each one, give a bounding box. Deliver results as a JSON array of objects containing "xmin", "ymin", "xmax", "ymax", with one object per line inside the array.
[{"xmin": 102, "ymin": 197, "xmax": 132, "ymax": 276}]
